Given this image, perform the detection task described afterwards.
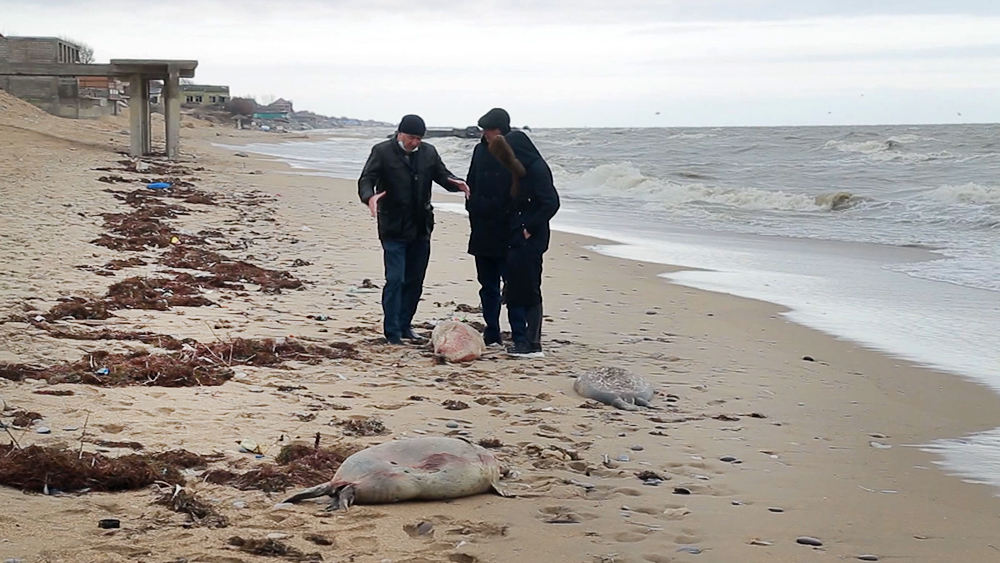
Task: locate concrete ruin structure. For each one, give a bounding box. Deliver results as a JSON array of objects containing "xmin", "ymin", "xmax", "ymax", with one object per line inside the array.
[{"xmin": 0, "ymin": 34, "xmax": 197, "ymax": 159}]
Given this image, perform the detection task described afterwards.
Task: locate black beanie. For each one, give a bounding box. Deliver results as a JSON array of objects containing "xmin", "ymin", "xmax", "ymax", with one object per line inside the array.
[
  {"xmin": 398, "ymin": 114, "xmax": 426, "ymax": 136},
  {"xmin": 478, "ymin": 108, "xmax": 511, "ymax": 134}
]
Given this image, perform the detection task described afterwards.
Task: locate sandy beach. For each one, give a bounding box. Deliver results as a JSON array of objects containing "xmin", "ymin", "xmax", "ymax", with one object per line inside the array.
[{"xmin": 2, "ymin": 89, "xmax": 1000, "ymax": 563}]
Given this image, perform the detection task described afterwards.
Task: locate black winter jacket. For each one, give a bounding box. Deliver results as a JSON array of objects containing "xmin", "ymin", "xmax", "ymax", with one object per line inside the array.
[
  {"xmin": 465, "ymin": 139, "xmax": 514, "ymax": 257},
  {"xmin": 505, "ymin": 131, "xmax": 560, "ymax": 252},
  {"xmin": 358, "ymin": 139, "xmax": 461, "ymax": 241}
]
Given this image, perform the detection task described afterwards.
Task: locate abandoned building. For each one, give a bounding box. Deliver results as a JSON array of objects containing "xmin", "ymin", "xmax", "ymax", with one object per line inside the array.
[{"xmin": 0, "ymin": 34, "xmax": 126, "ymax": 119}]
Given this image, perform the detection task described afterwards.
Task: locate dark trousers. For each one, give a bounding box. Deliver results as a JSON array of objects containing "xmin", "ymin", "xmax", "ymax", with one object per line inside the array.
[
  {"xmin": 505, "ymin": 242, "xmax": 545, "ymax": 348},
  {"xmin": 381, "ymin": 237, "xmax": 430, "ymax": 340},
  {"xmin": 474, "ymin": 255, "xmax": 526, "ymax": 345}
]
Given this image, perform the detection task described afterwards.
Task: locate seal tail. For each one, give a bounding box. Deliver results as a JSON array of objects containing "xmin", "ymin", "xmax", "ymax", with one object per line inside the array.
[{"xmin": 282, "ymin": 482, "xmax": 336, "ymax": 504}]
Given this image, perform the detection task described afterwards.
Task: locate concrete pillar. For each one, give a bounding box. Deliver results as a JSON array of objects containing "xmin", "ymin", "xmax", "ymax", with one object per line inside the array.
[
  {"xmin": 128, "ymin": 73, "xmax": 148, "ymax": 157},
  {"xmin": 164, "ymin": 64, "xmax": 181, "ymax": 159},
  {"xmin": 141, "ymin": 78, "xmax": 151, "ymax": 155}
]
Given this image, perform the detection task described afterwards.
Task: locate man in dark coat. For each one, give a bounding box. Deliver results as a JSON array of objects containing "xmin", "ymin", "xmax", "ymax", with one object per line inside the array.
[
  {"xmin": 465, "ymin": 108, "xmax": 526, "ymax": 347},
  {"xmin": 480, "ymin": 112, "xmax": 560, "ymax": 358},
  {"xmin": 358, "ymin": 114, "xmax": 469, "ymax": 345}
]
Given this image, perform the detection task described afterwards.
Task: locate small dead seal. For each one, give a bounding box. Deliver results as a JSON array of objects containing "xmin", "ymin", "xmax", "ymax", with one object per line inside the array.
[
  {"xmin": 431, "ymin": 320, "xmax": 486, "ymax": 363},
  {"xmin": 574, "ymin": 366, "xmax": 654, "ymax": 411},
  {"xmin": 282, "ymin": 437, "xmax": 508, "ymax": 511}
]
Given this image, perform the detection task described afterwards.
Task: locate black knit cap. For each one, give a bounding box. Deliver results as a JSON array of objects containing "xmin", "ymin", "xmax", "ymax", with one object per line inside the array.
[
  {"xmin": 398, "ymin": 114, "xmax": 426, "ymax": 136},
  {"xmin": 477, "ymin": 108, "xmax": 511, "ymax": 134}
]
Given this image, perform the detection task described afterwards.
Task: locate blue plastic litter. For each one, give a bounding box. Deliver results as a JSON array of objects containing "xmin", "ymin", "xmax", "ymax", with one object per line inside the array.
[
  {"xmin": 95, "ymin": 367, "xmax": 109, "ymax": 375},
  {"xmin": 147, "ymin": 182, "xmax": 171, "ymax": 190}
]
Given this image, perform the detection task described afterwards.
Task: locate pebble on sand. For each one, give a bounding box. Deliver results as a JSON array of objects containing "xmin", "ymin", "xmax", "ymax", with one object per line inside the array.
[
  {"xmin": 796, "ymin": 536, "xmax": 823, "ymax": 546},
  {"xmin": 857, "ymin": 556, "xmax": 879, "ymax": 562},
  {"xmin": 36, "ymin": 427, "xmax": 51, "ymax": 434}
]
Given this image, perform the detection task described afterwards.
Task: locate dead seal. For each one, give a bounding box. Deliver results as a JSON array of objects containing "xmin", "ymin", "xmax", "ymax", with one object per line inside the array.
[
  {"xmin": 282, "ymin": 437, "xmax": 508, "ymax": 511},
  {"xmin": 574, "ymin": 366, "xmax": 654, "ymax": 411},
  {"xmin": 431, "ymin": 320, "xmax": 486, "ymax": 363}
]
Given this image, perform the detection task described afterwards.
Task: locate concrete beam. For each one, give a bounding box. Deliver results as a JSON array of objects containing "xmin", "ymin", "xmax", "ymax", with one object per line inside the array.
[
  {"xmin": 0, "ymin": 62, "xmax": 114, "ymax": 77},
  {"xmin": 111, "ymin": 59, "xmax": 197, "ymax": 78},
  {"xmin": 0, "ymin": 61, "xmax": 196, "ymax": 78}
]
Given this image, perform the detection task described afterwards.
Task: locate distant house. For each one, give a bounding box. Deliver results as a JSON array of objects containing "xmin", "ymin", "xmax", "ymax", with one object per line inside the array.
[
  {"xmin": 254, "ymin": 98, "xmax": 293, "ymax": 120},
  {"xmin": 0, "ymin": 35, "xmax": 120, "ymax": 118},
  {"xmin": 180, "ymin": 83, "xmax": 229, "ymax": 106}
]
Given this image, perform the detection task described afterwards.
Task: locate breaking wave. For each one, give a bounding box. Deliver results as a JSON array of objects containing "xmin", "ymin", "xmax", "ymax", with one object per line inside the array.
[{"xmin": 556, "ymin": 163, "xmax": 862, "ymax": 212}]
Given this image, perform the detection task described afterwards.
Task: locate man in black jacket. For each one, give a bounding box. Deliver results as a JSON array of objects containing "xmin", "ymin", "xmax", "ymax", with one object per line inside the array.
[
  {"xmin": 358, "ymin": 114, "xmax": 469, "ymax": 345},
  {"xmin": 479, "ymin": 112, "xmax": 560, "ymax": 358},
  {"xmin": 465, "ymin": 108, "xmax": 526, "ymax": 347}
]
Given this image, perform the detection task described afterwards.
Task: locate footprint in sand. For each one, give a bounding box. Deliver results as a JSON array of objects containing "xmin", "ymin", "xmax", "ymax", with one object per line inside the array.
[
  {"xmin": 675, "ymin": 529, "xmax": 703, "ymax": 544},
  {"xmin": 613, "ymin": 530, "xmax": 651, "ymax": 543},
  {"xmin": 347, "ymin": 535, "xmax": 379, "ymax": 550},
  {"xmin": 537, "ymin": 505, "xmax": 600, "ymax": 524}
]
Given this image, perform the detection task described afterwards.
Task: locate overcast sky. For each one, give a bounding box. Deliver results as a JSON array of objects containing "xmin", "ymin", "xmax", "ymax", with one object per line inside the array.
[{"xmin": 3, "ymin": 0, "xmax": 1000, "ymax": 127}]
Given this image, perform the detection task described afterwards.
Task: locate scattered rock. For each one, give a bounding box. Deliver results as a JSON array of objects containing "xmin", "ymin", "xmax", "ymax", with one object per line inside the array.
[
  {"xmin": 35, "ymin": 427, "xmax": 51, "ymax": 434},
  {"xmin": 305, "ymin": 534, "xmax": 333, "ymax": 546},
  {"xmin": 631, "ymin": 445, "xmax": 644, "ymax": 451},
  {"xmin": 802, "ymin": 356, "xmax": 815, "ymax": 362},
  {"xmin": 98, "ymin": 519, "xmax": 120, "ymax": 529},
  {"xmin": 768, "ymin": 507, "xmax": 784, "ymax": 513},
  {"xmin": 796, "ymin": 536, "xmax": 823, "ymax": 546},
  {"xmin": 442, "ymin": 399, "xmax": 469, "ymax": 411},
  {"xmin": 645, "ymin": 310, "xmax": 657, "ymax": 315},
  {"xmin": 403, "ymin": 521, "xmax": 435, "ymax": 538},
  {"xmin": 857, "ymin": 556, "xmax": 879, "ymax": 562},
  {"xmin": 673, "ymin": 487, "xmax": 692, "ymax": 495},
  {"xmin": 720, "ymin": 456, "xmax": 737, "ymax": 462},
  {"xmin": 234, "ymin": 152, "xmax": 249, "ymax": 158},
  {"xmin": 446, "ymin": 421, "xmax": 459, "ymax": 429},
  {"xmin": 676, "ymin": 546, "xmax": 702, "ymax": 554},
  {"xmin": 266, "ymin": 533, "xmax": 290, "ymax": 540}
]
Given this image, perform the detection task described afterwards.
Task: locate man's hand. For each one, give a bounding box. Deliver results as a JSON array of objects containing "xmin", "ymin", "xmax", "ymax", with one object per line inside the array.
[
  {"xmin": 449, "ymin": 178, "xmax": 471, "ymax": 199},
  {"xmin": 368, "ymin": 192, "xmax": 385, "ymax": 218}
]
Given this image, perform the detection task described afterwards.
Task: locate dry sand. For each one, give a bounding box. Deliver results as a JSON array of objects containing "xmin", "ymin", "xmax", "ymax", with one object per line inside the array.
[{"xmin": 2, "ymin": 89, "xmax": 999, "ymax": 563}]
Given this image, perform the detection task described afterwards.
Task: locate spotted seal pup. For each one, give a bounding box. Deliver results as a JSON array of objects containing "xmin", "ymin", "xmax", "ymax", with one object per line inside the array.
[
  {"xmin": 574, "ymin": 366, "xmax": 654, "ymax": 411},
  {"xmin": 282, "ymin": 436, "xmax": 509, "ymax": 511}
]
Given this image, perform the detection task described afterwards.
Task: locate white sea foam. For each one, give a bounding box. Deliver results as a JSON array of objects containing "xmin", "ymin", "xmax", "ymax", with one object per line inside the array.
[{"xmin": 924, "ymin": 183, "xmax": 1000, "ymax": 205}]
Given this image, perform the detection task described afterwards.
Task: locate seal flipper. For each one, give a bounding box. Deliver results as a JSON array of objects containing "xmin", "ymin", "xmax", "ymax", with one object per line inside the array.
[
  {"xmin": 327, "ymin": 484, "xmax": 356, "ymax": 512},
  {"xmin": 490, "ymin": 481, "xmax": 514, "ymax": 498},
  {"xmin": 634, "ymin": 397, "xmax": 652, "ymax": 408},
  {"xmin": 611, "ymin": 397, "xmax": 640, "ymax": 411},
  {"xmin": 283, "ymin": 482, "xmax": 336, "ymax": 504}
]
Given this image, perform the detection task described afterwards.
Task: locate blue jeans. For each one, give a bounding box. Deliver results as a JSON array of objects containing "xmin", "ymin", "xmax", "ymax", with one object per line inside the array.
[
  {"xmin": 381, "ymin": 237, "xmax": 431, "ymax": 340},
  {"xmin": 475, "ymin": 255, "xmax": 527, "ymax": 345}
]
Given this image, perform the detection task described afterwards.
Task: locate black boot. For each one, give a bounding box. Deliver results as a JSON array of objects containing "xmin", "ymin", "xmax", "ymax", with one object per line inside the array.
[
  {"xmin": 507, "ymin": 303, "xmax": 544, "ymax": 358},
  {"xmin": 525, "ymin": 303, "xmax": 543, "ymax": 353}
]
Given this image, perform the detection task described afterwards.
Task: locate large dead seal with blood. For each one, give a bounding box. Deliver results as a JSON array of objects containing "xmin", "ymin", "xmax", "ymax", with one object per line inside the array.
[
  {"xmin": 282, "ymin": 437, "xmax": 509, "ymax": 511},
  {"xmin": 574, "ymin": 366, "xmax": 654, "ymax": 411}
]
